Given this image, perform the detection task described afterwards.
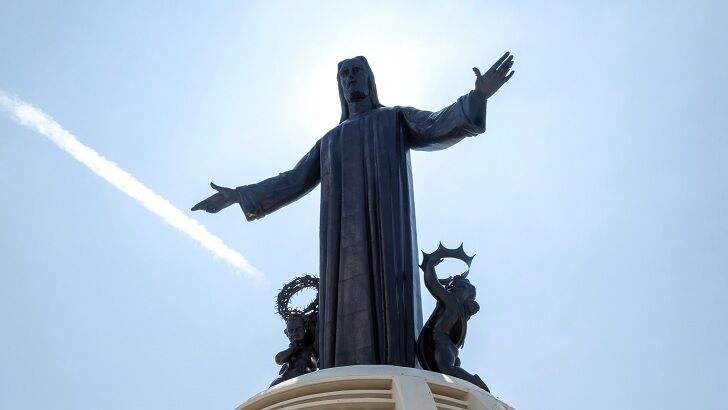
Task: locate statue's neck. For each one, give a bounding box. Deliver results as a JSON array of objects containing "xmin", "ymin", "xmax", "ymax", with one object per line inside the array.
[{"xmin": 347, "ymin": 98, "xmax": 373, "ymax": 118}]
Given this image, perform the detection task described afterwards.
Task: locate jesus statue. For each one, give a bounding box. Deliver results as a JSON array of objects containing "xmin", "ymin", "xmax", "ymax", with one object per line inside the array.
[{"xmin": 192, "ymin": 52, "xmax": 515, "ymax": 369}]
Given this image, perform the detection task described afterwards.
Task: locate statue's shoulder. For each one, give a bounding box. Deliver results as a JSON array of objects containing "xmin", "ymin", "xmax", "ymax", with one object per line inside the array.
[
  {"xmin": 360, "ymin": 106, "xmax": 398, "ymax": 118},
  {"xmin": 391, "ymin": 104, "xmax": 416, "ymax": 111},
  {"xmin": 322, "ymin": 123, "xmax": 344, "ymax": 138},
  {"xmin": 374, "ymin": 106, "xmax": 408, "ymax": 123},
  {"xmin": 390, "ymin": 104, "xmax": 423, "ymax": 119},
  {"xmin": 376, "ymin": 105, "xmax": 400, "ymax": 116}
]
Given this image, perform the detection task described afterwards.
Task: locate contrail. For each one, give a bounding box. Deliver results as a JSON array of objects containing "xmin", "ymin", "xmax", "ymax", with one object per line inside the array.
[{"xmin": 0, "ymin": 90, "xmax": 262, "ymax": 279}]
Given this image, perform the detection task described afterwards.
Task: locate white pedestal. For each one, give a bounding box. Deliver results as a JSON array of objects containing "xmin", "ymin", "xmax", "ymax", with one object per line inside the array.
[{"xmin": 236, "ymin": 365, "xmax": 514, "ymax": 410}]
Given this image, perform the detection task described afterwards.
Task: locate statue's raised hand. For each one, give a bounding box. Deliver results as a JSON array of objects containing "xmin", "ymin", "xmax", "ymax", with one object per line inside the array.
[
  {"xmin": 191, "ymin": 182, "xmax": 238, "ymax": 213},
  {"xmin": 473, "ymin": 51, "xmax": 514, "ymax": 100}
]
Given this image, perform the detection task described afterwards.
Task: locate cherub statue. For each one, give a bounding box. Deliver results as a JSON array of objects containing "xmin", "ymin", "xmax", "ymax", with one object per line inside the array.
[
  {"xmin": 416, "ymin": 243, "xmax": 490, "ymax": 392},
  {"xmin": 270, "ymin": 275, "xmax": 319, "ymax": 387},
  {"xmin": 270, "ymin": 312, "xmax": 318, "ymax": 387}
]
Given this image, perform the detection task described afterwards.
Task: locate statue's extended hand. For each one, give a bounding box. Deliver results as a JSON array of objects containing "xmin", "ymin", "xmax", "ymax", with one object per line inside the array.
[
  {"xmin": 191, "ymin": 182, "xmax": 238, "ymax": 213},
  {"xmin": 473, "ymin": 51, "xmax": 514, "ymax": 100}
]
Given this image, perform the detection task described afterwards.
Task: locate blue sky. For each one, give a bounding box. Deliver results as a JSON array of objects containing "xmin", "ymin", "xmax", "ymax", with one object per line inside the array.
[{"xmin": 1, "ymin": 1, "xmax": 727, "ymax": 409}]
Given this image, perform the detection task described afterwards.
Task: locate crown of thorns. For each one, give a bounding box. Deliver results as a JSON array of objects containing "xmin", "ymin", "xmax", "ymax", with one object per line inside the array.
[
  {"xmin": 420, "ymin": 242, "xmax": 475, "ymax": 284},
  {"xmin": 277, "ymin": 274, "xmax": 320, "ymax": 321}
]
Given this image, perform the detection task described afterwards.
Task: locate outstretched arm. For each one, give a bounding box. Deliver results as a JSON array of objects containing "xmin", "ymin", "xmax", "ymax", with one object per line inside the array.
[
  {"xmin": 403, "ymin": 51, "xmax": 514, "ymax": 151},
  {"xmin": 237, "ymin": 139, "xmax": 321, "ymax": 221},
  {"xmin": 192, "ymin": 140, "xmax": 322, "ymax": 221},
  {"xmin": 191, "ymin": 183, "xmax": 238, "ymax": 213}
]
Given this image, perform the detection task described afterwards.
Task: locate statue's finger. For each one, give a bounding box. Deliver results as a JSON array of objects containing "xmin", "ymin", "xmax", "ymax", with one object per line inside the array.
[
  {"xmin": 499, "ymin": 60, "xmax": 514, "ymax": 78},
  {"xmin": 489, "ymin": 51, "xmax": 510, "ymax": 73},
  {"xmin": 210, "ymin": 182, "xmax": 223, "ymax": 192},
  {"xmin": 497, "ymin": 55, "xmax": 514, "ymax": 73},
  {"xmin": 191, "ymin": 201, "xmax": 206, "ymax": 211},
  {"xmin": 504, "ymin": 70, "xmax": 515, "ymax": 82},
  {"xmin": 472, "ymin": 67, "xmax": 482, "ymax": 78}
]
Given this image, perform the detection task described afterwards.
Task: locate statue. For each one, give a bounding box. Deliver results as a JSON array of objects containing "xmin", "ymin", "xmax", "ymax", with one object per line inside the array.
[
  {"xmin": 270, "ymin": 313, "xmax": 317, "ymax": 387},
  {"xmin": 271, "ymin": 275, "xmax": 319, "ymax": 387},
  {"xmin": 416, "ymin": 243, "xmax": 489, "ymax": 392},
  {"xmin": 192, "ymin": 52, "xmax": 515, "ymax": 369}
]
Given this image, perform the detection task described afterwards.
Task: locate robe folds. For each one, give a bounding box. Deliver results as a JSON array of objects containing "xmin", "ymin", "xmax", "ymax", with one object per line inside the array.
[{"xmin": 237, "ymin": 91, "xmax": 487, "ymax": 368}]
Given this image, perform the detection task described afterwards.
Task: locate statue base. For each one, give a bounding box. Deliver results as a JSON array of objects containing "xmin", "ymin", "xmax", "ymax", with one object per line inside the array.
[{"xmin": 235, "ymin": 365, "xmax": 515, "ymax": 410}]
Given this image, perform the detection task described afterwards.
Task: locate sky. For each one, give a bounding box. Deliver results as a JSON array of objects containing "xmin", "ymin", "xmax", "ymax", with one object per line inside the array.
[{"xmin": 1, "ymin": 1, "xmax": 727, "ymax": 409}]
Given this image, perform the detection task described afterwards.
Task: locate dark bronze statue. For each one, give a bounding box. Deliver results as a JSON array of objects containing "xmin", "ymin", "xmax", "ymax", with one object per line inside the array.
[
  {"xmin": 271, "ymin": 275, "xmax": 319, "ymax": 387},
  {"xmin": 193, "ymin": 53, "xmax": 514, "ymax": 369},
  {"xmin": 417, "ymin": 243, "xmax": 489, "ymax": 392},
  {"xmin": 270, "ymin": 313, "xmax": 317, "ymax": 387}
]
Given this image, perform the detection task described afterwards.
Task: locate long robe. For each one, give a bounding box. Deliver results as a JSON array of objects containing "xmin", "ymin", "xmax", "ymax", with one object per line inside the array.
[{"xmin": 237, "ymin": 91, "xmax": 487, "ymax": 368}]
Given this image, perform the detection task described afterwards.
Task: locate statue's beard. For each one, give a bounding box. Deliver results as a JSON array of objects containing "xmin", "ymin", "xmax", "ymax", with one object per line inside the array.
[{"xmin": 346, "ymin": 90, "xmax": 369, "ymax": 103}]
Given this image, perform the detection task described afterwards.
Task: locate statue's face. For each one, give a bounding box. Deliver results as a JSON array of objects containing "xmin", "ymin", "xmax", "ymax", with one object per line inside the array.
[
  {"xmin": 286, "ymin": 317, "xmax": 306, "ymax": 342},
  {"xmin": 450, "ymin": 279, "xmax": 475, "ymax": 302},
  {"xmin": 339, "ymin": 59, "xmax": 370, "ymax": 103}
]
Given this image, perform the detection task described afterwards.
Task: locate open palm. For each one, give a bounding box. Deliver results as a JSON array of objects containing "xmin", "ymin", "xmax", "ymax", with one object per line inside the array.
[
  {"xmin": 191, "ymin": 182, "xmax": 238, "ymax": 213},
  {"xmin": 472, "ymin": 51, "xmax": 515, "ymax": 100}
]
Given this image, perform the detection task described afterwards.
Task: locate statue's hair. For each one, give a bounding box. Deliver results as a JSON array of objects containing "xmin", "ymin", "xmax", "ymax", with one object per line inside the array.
[
  {"xmin": 337, "ymin": 56, "xmax": 384, "ymax": 123},
  {"xmin": 447, "ymin": 275, "xmax": 477, "ymax": 300},
  {"xmin": 286, "ymin": 311, "xmax": 306, "ymax": 322}
]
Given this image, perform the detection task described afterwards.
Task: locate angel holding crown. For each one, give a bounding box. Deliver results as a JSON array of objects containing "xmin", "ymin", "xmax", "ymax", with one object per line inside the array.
[{"xmin": 416, "ymin": 244, "xmax": 490, "ymax": 392}]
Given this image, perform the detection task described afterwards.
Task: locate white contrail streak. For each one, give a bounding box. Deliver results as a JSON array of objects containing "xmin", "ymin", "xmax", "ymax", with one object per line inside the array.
[{"xmin": 0, "ymin": 90, "xmax": 262, "ymax": 279}]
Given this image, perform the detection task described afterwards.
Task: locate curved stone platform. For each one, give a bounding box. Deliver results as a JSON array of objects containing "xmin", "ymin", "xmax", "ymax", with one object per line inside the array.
[{"xmin": 236, "ymin": 365, "xmax": 514, "ymax": 410}]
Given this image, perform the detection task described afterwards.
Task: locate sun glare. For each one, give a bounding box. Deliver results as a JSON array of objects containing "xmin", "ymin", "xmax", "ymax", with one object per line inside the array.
[{"xmin": 296, "ymin": 49, "xmax": 424, "ymax": 142}]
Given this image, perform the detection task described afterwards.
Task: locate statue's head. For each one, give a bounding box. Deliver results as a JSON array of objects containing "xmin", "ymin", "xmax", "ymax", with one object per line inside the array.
[
  {"xmin": 284, "ymin": 313, "xmax": 306, "ymax": 343},
  {"xmin": 337, "ymin": 56, "xmax": 383, "ymax": 123},
  {"xmin": 447, "ymin": 275, "xmax": 476, "ymax": 302}
]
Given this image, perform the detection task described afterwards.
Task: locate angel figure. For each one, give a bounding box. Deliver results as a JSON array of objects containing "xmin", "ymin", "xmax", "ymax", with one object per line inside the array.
[
  {"xmin": 270, "ymin": 275, "xmax": 319, "ymax": 387},
  {"xmin": 270, "ymin": 312, "xmax": 318, "ymax": 387},
  {"xmin": 416, "ymin": 243, "xmax": 490, "ymax": 392}
]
